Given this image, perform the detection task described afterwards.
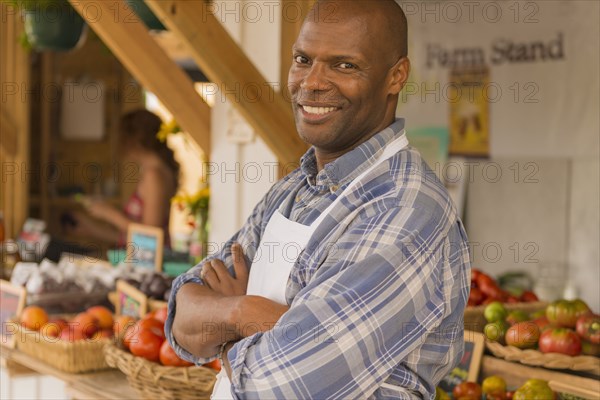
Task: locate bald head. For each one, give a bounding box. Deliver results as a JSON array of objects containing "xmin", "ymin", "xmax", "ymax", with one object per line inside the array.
[{"xmin": 306, "ymin": 0, "xmax": 408, "ymax": 63}]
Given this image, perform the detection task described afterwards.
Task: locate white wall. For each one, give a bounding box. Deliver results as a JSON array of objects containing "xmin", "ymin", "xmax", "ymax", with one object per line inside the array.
[
  {"xmin": 208, "ymin": 1, "xmax": 281, "ymax": 251},
  {"xmin": 401, "ymin": 1, "xmax": 600, "ymax": 310}
]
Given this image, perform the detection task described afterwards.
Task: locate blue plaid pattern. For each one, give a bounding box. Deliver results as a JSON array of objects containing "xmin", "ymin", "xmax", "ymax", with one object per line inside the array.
[{"xmin": 166, "ymin": 119, "xmax": 471, "ymax": 399}]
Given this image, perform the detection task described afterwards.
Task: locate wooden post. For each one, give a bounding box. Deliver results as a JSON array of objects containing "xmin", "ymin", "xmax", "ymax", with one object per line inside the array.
[
  {"xmin": 144, "ymin": 0, "xmax": 308, "ymax": 166},
  {"xmin": 67, "ymin": 0, "xmax": 211, "ymax": 154}
]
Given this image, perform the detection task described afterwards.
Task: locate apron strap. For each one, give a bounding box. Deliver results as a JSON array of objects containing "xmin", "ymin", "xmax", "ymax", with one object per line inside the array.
[{"xmin": 309, "ymin": 132, "xmax": 408, "ymax": 228}]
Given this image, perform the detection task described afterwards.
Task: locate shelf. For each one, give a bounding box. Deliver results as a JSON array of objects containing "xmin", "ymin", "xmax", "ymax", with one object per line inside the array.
[{"xmin": 0, "ymin": 345, "xmax": 137, "ymax": 400}]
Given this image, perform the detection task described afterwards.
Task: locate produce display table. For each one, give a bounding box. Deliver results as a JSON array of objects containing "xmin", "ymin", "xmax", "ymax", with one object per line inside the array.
[
  {"xmin": 0, "ymin": 344, "xmax": 137, "ymax": 400},
  {"xmin": 481, "ymin": 355, "xmax": 600, "ymax": 399}
]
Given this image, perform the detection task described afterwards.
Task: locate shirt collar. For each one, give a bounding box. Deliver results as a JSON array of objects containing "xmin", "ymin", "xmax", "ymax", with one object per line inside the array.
[{"xmin": 299, "ymin": 118, "xmax": 405, "ymax": 191}]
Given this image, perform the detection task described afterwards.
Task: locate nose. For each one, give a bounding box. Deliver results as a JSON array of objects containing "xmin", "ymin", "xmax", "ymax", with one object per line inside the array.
[{"xmin": 300, "ymin": 63, "xmax": 331, "ymax": 91}]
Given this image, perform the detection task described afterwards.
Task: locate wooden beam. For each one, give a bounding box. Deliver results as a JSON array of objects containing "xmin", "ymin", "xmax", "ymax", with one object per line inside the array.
[
  {"xmin": 67, "ymin": 0, "xmax": 211, "ymax": 154},
  {"xmin": 145, "ymin": 0, "xmax": 307, "ymax": 166},
  {"xmin": 0, "ymin": 109, "xmax": 17, "ymax": 156}
]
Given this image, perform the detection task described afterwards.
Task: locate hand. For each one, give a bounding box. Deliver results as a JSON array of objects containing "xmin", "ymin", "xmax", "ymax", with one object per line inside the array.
[
  {"xmin": 201, "ymin": 243, "xmax": 249, "ymax": 296},
  {"xmin": 85, "ymin": 199, "xmax": 117, "ymax": 221},
  {"xmin": 64, "ymin": 211, "xmax": 94, "ymax": 237}
]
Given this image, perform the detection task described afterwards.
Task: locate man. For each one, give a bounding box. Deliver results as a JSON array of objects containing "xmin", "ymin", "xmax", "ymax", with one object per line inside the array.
[{"xmin": 165, "ymin": 0, "xmax": 471, "ymax": 398}]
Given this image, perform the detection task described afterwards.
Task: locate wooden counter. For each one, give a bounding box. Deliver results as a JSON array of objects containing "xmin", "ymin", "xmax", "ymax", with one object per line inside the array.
[{"xmin": 0, "ymin": 345, "xmax": 137, "ymax": 400}]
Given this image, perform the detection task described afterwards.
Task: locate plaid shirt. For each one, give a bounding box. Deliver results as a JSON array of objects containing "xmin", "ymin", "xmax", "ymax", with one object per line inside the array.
[{"xmin": 166, "ymin": 119, "xmax": 471, "ymax": 399}]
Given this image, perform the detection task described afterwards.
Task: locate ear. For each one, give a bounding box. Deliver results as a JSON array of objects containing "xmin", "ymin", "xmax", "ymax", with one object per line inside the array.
[{"xmin": 388, "ymin": 57, "xmax": 410, "ymax": 95}]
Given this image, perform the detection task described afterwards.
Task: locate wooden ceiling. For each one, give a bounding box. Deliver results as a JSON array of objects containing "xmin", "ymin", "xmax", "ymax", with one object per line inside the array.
[{"xmin": 68, "ymin": 0, "xmax": 310, "ymax": 165}]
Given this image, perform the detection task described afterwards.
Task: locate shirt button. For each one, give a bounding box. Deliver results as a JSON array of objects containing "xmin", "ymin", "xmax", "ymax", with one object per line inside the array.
[
  {"xmin": 330, "ymin": 185, "xmax": 339, "ymax": 193},
  {"xmin": 295, "ymin": 195, "xmax": 301, "ymax": 202}
]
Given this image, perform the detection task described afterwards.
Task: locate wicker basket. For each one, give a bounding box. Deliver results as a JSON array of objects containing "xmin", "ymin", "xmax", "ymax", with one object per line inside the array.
[
  {"xmin": 14, "ymin": 323, "xmax": 111, "ymax": 373},
  {"xmin": 104, "ymin": 342, "xmax": 217, "ymax": 400},
  {"xmin": 464, "ymin": 301, "xmax": 547, "ymax": 332},
  {"xmin": 486, "ymin": 341, "xmax": 600, "ymax": 376}
]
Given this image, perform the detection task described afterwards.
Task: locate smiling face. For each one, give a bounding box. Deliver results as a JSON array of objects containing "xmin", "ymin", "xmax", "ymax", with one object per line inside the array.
[{"xmin": 288, "ymin": 1, "xmax": 409, "ymax": 165}]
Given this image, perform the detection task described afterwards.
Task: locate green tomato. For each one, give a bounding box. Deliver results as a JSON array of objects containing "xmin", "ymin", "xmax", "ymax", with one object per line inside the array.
[
  {"xmin": 434, "ymin": 387, "xmax": 450, "ymax": 400},
  {"xmin": 484, "ymin": 321, "xmax": 509, "ymax": 344},
  {"xmin": 506, "ymin": 310, "xmax": 529, "ymax": 325},
  {"xmin": 484, "ymin": 301, "xmax": 508, "ymax": 323},
  {"xmin": 514, "ymin": 379, "xmax": 555, "ymax": 400}
]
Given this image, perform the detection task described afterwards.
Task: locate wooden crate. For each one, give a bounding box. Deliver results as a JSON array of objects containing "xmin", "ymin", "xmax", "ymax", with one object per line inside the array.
[{"xmin": 481, "ymin": 355, "xmax": 600, "ymax": 399}]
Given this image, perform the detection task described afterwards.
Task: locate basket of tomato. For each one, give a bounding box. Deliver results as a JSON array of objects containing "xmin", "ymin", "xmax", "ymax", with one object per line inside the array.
[
  {"xmin": 464, "ymin": 269, "xmax": 546, "ymax": 333},
  {"xmin": 483, "ymin": 299, "xmax": 600, "ymax": 376},
  {"xmin": 13, "ymin": 305, "xmax": 115, "ymax": 373},
  {"xmin": 103, "ymin": 308, "xmax": 218, "ymax": 400}
]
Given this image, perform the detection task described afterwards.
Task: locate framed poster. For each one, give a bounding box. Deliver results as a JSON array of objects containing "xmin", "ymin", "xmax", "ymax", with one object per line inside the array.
[
  {"xmin": 0, "ymin": 280, "xmax": 27, "ymax": 348},
  {"xmin": 449, "ymin": 66, "xmax": 490, "ymax": 157},
  {"xmin": 126, "ymin": 223, "xmax": 164, "ymax": 272},
  {"xmin": 116, "ymin": 280, "xmax": 148, "ymax": 319},
  {"xmin": 438, "ymin": 330, "xmax": 485, "ymax": 394}
]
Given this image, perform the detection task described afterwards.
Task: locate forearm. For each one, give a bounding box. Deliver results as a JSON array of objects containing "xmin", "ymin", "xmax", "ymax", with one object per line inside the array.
[
  {"xmin": 102, "ymin": 208, "xmax": 131, "ymax": 232},
  {"xmin": 173, "ymin": 283, "xmax": 240, "ymax": 358},
  {"xmin": 87, "ymin": 222, "xmax": 120, "ymax": 245},
  {"xmin": 172, "ymin": 283, "xmax": 289, "ymax": 359}
]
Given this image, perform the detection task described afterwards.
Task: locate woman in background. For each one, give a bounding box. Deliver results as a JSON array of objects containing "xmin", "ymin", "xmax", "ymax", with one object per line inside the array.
[{"xmin": 68, "ymin": 109, "xmax": 179, "ymax": 247}]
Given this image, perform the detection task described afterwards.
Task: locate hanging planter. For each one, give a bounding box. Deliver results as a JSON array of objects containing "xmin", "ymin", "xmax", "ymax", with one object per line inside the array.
[
  {"xmin": 4, "ymin": 0, "xmax": 87, "ymax": 51},
  {"xmin": 124, "ymin": 0, "xmax": 166, "ymax": 31}
]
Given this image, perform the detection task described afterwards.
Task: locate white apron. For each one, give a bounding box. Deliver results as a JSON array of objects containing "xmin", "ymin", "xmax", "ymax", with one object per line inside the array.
[{"xmin": 211, "ymin": 133, "xmax": 408, "ymax": 399}]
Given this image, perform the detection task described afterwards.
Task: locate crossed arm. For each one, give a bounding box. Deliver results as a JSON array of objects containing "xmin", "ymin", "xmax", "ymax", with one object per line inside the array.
[{"xmin": 171, "ymin": 244, "xmax": 289, "ymax": 377}]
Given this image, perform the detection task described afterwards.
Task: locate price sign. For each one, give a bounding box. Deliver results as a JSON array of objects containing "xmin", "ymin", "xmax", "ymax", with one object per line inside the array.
[
  {"xmin": 1, "ymin": 280, "xmax": 26, "ymax": 348},
  {"xmin": 116, "ymin": 280, "xmax": 148, "ymax": 319},
  {"xmin": 438, "ymin": 330, "xmax": 485, "ymax": 394},
  {"xmin": 126, "ymin": 223, "xmax": 164, "ymax": 272}
]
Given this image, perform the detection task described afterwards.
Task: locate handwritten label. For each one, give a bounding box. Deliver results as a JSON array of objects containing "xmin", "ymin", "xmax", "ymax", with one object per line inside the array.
[
  {"xmin": 116, "ymin": 280, "xmax": 147, "ymax": 319},
  {"xmin": 438, "ymin": 331, "xmax": 485, "ymax": 394},
  {"xmin": 126, "ymin": 223, "xmax": 164, "ymax": 272},
  {"xmin": 1, "ymin": 280, "xmax": 26, "ymax": 348}
]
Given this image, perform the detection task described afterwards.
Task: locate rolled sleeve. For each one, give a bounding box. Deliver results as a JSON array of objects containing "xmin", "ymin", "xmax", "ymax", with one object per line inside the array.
[{"xmin": 165, "ymin": 264, "xmax": 217, "ymax": 364}]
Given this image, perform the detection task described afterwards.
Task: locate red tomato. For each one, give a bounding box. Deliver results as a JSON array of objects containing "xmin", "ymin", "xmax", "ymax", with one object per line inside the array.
[
  {"xmin": 505, "ymin": 322, "xmax": 540, "ymax": 349},
  {"xmin": 576, "ymin": 314, "xmax": 600, "ymax": 344},
  {"xmin": 520, "ymin": 290, "xmax": 539, "ymax": 302},
  {"xmin": 546, "ymin": 299, "xmax": 591, "ymax": 328},
  {"xmin": 129, "ymin": 329, "xmax": 164, "ymax": 362},
  {"xmin": 538, "ymin": 328, "xmax": 582, "ymax": 356},
  {"xmin": 138, "ymin": 318, "xmax": 165, "ymax": 339},
  {"xmin": 532, "ymin": 317, "xmax": 551, "ymax": 332},
  {"xmin": 506, "ymin": 295, "xmax": 520, "ymax": 304},
  {"xmin": 453, "ymin": 382, "xmax": 482, "ymax": 400},
  {"xmin": 471, "ymin": 269, "xmax": 482, "ymax": 286},
  {"xmin": 476, "ymin": 273, "xmax": 495, "ymax": 289},
  {"xmin": 123, "ymin": 325, "xmax": 136, "ymax": 349},
  {"xmin": 153, "ymin": 307, "xmax": 168, "ymax": 325},
  {"xmin": 468, "ymin": 287, "xmax": 484, "ymax": 306},
  {"xmin": 159, "ymin": 341, "xmax": 193, "ymax": 367},
  {"xmin": 478, "ymin": 279, "xmax": 506, "ymax": 301},
  {"xmin": 204, "ymin": 359, "xmax": 222, "ymax": 371}
]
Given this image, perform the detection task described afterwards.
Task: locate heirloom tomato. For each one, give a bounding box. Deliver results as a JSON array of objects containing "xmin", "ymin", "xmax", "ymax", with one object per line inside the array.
[
  {"xmin": 452, "ymin": 382, "xmax": 482, "ymax": 400},
  {"xmin": 575, "ymin": 314, "xmax": 600, "ymax": 344},
  {"xmin": 505, "ymin": 321, "xmax": 540, "ymax": 349},
  {"xmin": 538, "ymin": 328, "xmax": 581, "ymax": 356},
  {"xmin": 546, "ymin": 299, "xmax": 590, "ymax": 328}
]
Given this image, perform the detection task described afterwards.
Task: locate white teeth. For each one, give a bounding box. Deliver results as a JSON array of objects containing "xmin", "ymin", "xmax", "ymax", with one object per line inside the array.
[{"xmin": 302, "ymin": 105, "xmax": 336, "ymax": 115}]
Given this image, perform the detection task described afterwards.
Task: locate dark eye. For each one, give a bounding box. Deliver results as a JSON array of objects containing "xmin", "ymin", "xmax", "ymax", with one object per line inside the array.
[
  {"xmin": 338, "ymin": 62, "xmax": 356, "ymax": 70},
  {"xmin": 294, "ymin": 55, "xmax": 309, "ymax": 64}
]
